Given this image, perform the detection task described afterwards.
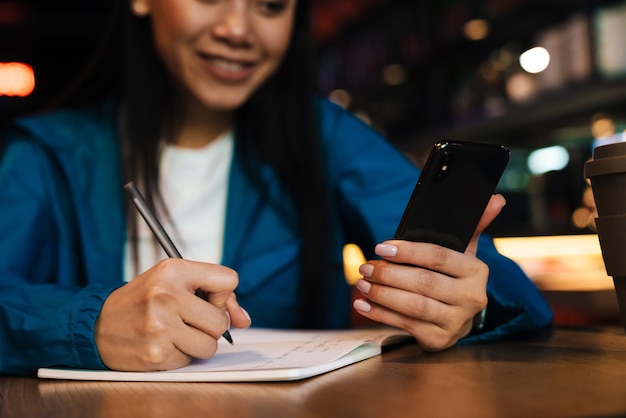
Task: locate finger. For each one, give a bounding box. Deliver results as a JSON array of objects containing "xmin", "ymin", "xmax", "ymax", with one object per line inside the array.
[
  {"xmin": 357, "ymin": 262, "xmax": 477, "ymax": 308},
  {"xmin": 119, "ymin": 330, "xmax": 194, "ymax": 372},
  {"xmin": 171, "ymin": 324, "xmax": 220, "ymax": 360},
  {"xmin": 153, "ymin": 258, "xmax": 239, "ymax": 296},
  {"xmin": 153, "ymin": 258, "xmax": 239, "ymax": 307},
  {"xmin": 148, "ymin": 260, "xmax": 237, "ymax": 333},
  {"xmin": 373, "ymin": 240, "xmax": 486, "ymax": 278},
  {"xmin": 140, "ymin": 260, "xmax": 232, "ymax": 339},
  {"xmin": 177, "ymin": 293, "xmax": 231, "ymax": 340},
  {"xmin": 356, "ymin": 278, "xmax": 449, "ymax": 326},
  {"xmin": 226, "ymin": 293, "xmax": 252, "ymax": 328},
  {"xmin": 352, "ymin": 298, "xmax": 463, "ymax": 351},
  {"xmin": 466, "ymin": 194, "xmax": 506, "ymax": 256},
  {"xmin": 139, "ymin": 345, "xmax": 193, "ymax": 372}
]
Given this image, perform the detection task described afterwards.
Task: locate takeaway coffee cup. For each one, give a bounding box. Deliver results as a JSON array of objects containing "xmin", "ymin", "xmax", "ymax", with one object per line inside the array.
[{"xmin": 585, "ymin": 141, "xmax": 626, "ymax": 331}]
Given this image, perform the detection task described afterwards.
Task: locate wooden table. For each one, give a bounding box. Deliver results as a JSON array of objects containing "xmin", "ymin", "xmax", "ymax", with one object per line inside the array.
[{"xmin": 2, "ymin": 326, "xmax": 626, "ymax": 418}]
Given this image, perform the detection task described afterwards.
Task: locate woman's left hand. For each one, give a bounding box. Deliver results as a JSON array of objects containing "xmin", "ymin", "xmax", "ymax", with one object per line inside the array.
[{"xmin": 353, "ymin": 194, "xmax": 506, "ymax": 351}]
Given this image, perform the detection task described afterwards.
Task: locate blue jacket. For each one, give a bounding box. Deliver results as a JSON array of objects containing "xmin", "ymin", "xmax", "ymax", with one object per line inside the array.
[{"xmin": 0, "ymin": 99, "xmax": 553, "ymax": 375}]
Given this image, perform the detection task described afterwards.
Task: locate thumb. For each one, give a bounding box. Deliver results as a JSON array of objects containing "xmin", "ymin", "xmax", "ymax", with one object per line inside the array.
[
  {"xmin": 226, "ymin": 293, "xmax": 252, "ymax": 329},
  {"xmin": 465, "ymin": 194, "xmax": 506, "ymax": 256}
]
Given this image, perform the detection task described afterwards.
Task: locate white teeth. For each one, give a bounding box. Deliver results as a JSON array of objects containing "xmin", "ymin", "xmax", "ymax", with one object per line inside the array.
[{"xmin": 210, "ymin": 58, "xmax": 246, "ymax": 71}]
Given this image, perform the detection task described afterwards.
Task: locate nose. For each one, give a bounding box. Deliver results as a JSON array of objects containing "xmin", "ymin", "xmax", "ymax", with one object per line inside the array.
[{"xmin": 212, "ymin": 2, "xmax": 253, "ymax": 46}]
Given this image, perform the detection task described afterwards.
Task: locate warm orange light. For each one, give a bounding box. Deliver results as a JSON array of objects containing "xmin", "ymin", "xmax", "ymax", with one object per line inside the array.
[
  {"xmin": 591, "ymin": 112, "xmax": 616, "ymax": 138},
  {"xmin": 343, "ymin": 243, "xmax": 366, "ymax": 285},
  {"xmin": 493, "ymin": 235, "xmax": 613, "ymax": 291},
  {"xmin": 464, "ymin": 19, "xmax": 490, "ymax": 41},
  {"xmin": 0, "ymin": 62, "xmax": 35, "ymax": 97}
]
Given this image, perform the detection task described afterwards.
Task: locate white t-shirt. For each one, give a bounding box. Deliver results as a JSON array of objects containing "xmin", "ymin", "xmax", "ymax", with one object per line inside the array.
[{"xmin": 123, "ymin": 131, "xmax": 233, "ymax": 282}]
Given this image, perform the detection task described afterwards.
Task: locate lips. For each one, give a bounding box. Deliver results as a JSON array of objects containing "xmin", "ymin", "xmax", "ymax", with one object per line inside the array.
[
  {"xmin": 198, "ymin": 53, "xmax": 257, "ymax": 82},
  {"xmin": 209, "ymin": 57, "xmax": 249, "ymax": 71}
]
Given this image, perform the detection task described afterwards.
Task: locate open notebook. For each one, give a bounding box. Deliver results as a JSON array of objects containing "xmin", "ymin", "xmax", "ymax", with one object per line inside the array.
[{"xmin": 37, "ymin": 327, "xmax": 413, "ymax": 382}]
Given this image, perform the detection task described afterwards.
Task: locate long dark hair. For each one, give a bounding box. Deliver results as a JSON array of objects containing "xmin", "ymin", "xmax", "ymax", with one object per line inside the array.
[{"xmin": 121, "ymin": 1, "xmax": 333, "ymax": 328}]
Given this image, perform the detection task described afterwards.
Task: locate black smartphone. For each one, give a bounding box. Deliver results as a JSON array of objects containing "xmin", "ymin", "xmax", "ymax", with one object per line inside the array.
[{"xmin": 394, "ymin": 140, "xmax": 510, "ymax": 253}]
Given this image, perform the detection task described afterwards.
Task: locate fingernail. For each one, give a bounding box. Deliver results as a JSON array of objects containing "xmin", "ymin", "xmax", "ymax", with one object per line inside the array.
[
  {"xmin": 241, "ymin": 306, "xmax": 251, "ymax": 323},
  {"xmin": 225, "ymin": 311, "xmax": 231, "ymax": 328},
  {"xmin": 375, "ymin": 243, "xmax": 398, "ymax": 257},
  {"xmin": 353, "ymin": 299, "xmax": 371, "ymax": 312},
  {"xmin": 359, "ymin": 263, "xmax": 374, "ymax": 278},
  {"xmin": 355, "ymin": 279, "xmax": 371, "ymax": 294}
]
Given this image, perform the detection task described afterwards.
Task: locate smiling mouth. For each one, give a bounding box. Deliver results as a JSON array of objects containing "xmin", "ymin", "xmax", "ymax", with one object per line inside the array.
[{"xmin": 201, "ymin": 55, "xmax": 254, "ymax": 72}]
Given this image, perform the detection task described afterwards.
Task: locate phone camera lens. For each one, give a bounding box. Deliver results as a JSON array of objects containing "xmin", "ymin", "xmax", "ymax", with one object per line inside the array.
[{"xmin": 437, "ymin": 152, "xmax": 452, "ymax": 179}]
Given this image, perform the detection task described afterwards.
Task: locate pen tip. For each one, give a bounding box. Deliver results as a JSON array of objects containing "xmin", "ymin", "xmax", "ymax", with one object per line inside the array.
[{"xmin": 223, "ymin": 330, "xmax": 234, "ymax": 345}]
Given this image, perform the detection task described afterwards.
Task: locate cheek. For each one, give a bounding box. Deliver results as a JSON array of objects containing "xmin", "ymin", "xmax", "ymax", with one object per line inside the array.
[
  {"xmin": 149, "ymin": 5, "xmax": 197, "ymax": 62},
  {"xmin": 259, "ymin": 21, "xmax": 294, "ymax": 64}
]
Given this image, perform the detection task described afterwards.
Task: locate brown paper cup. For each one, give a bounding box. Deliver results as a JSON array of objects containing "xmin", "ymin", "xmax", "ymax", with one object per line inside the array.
[
  {"xmin": 584, "ymin": 141, "xmax": 626, "ymax": 217},
  {"xmin": 584, "ymin": 141, "xmax": 626, "ymax": 331}
]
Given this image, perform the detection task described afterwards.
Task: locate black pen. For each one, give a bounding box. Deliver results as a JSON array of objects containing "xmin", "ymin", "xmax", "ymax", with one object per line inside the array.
[{"xmin": 123, "ymin": 181, "xmax": 234, "ymax": 345}]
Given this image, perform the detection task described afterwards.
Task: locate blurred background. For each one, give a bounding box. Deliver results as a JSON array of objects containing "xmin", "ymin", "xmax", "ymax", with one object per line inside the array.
[{"xmin": 3, "ymin": 0, "xmax": 626, "ymax": 325}]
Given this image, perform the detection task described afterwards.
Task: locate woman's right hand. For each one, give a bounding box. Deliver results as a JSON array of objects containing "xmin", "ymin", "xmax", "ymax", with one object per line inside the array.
[{"xmin": 94, "ymin": 258, "xmax": 251, "ymax": 371}]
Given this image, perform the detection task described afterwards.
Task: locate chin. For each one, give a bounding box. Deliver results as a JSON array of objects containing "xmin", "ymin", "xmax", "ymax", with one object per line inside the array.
[
  {"xmin": 194, "ymin": 80, "xmax": 266, "ymax": 112},
  {"xmin": 201, "ymin": 95, "xmax": 251, "ymax": 112}
]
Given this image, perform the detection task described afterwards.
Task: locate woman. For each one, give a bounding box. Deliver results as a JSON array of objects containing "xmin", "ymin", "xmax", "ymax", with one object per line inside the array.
[{"xmin": 0, "ymin": 0, "xmax": 552, "ymax": 375}]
